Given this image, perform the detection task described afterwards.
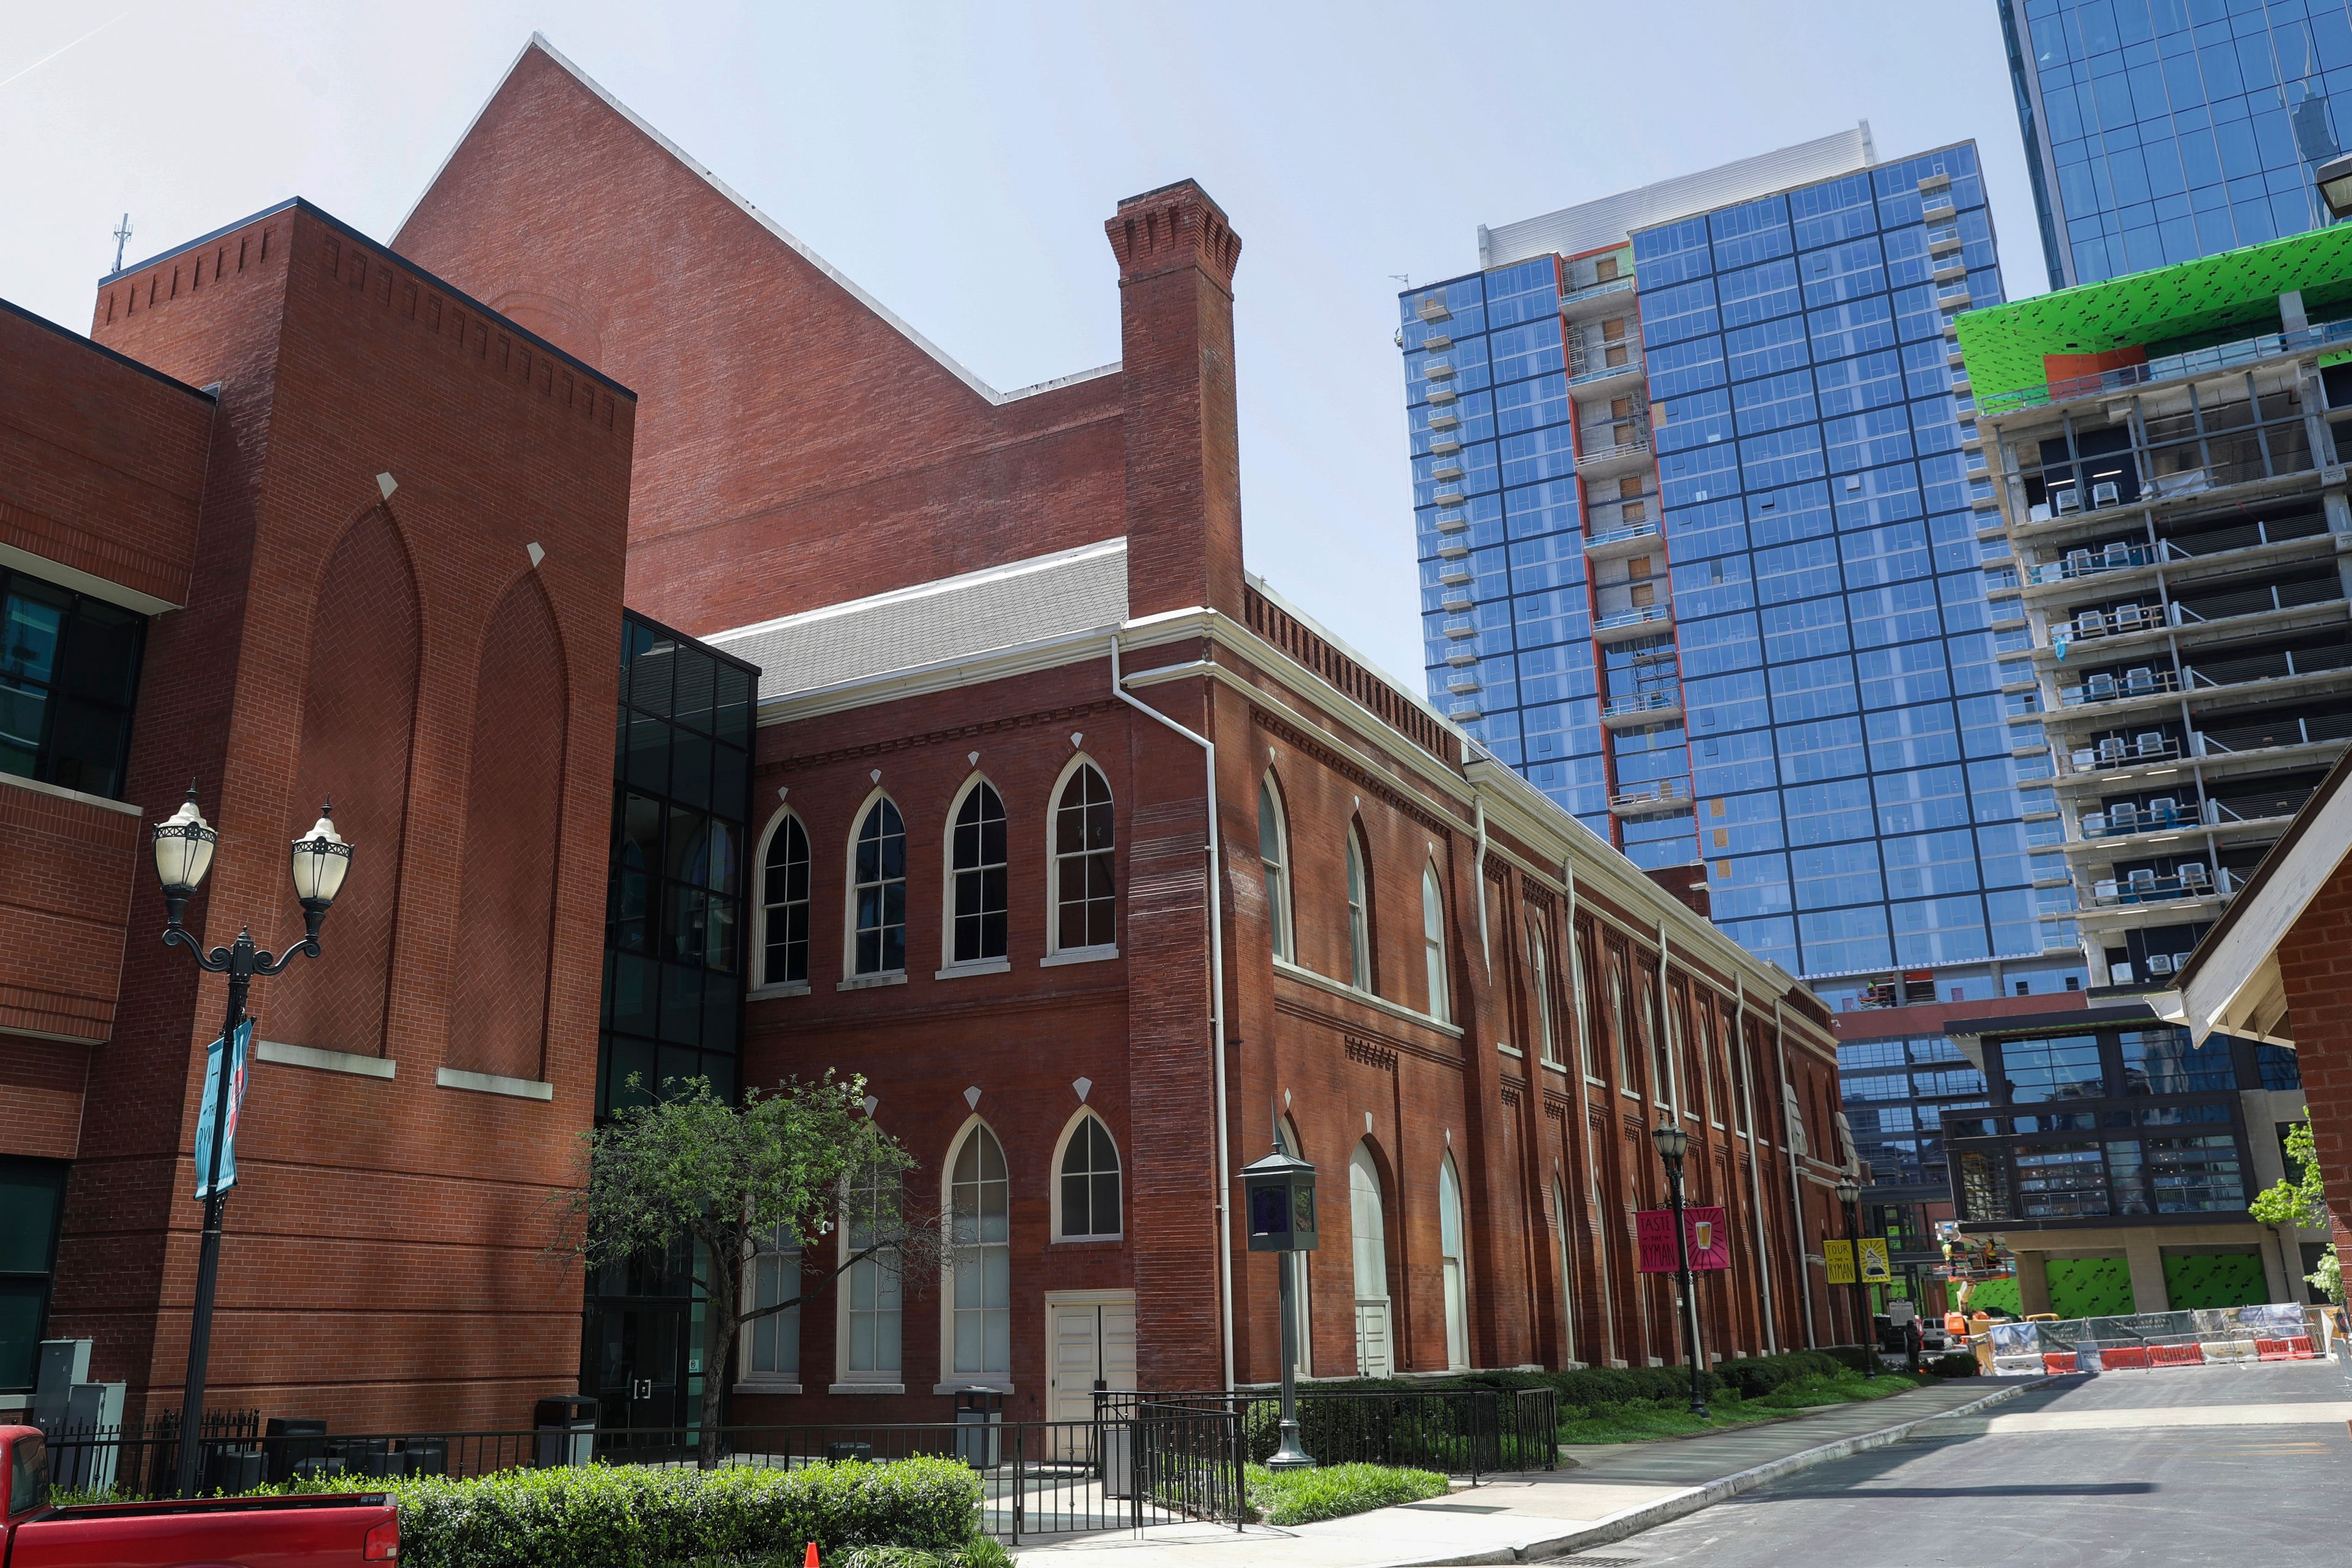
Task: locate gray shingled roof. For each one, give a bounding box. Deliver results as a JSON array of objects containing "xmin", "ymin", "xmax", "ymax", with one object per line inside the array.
[{"xmin": 706, "ymin": 538, "xmax": 1128, "ymax": 699}]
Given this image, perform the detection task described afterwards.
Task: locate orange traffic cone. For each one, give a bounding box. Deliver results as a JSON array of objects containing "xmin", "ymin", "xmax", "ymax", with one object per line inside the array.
[{"xmin": 804, "ymin": 1544, "xmax": 820, "ymax": 1568}]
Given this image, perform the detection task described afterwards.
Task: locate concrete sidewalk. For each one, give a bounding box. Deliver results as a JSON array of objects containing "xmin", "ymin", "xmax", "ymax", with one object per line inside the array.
[{"xmin": 1014, "ymin": 1378, "xmax": 2040, "ymax": 1567}]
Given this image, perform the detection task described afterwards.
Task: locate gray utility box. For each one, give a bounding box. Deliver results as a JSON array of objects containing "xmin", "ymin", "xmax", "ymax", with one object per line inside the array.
[
  {"xmin": 1101, "ymin": 1422, "xmax": 1134, "ymax": 1499},
  {"xmin": 535, "ymin": 1395, "xmax": 600, "ymax": 1468},
  {"xmin": 953, "ymin": 1388, "xmax": 1003, "ymax": 1469}
]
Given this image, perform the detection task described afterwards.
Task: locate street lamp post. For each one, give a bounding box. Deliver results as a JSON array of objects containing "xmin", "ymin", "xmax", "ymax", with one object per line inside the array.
[
  {"xmin": 1833, "ymin": 1177, "xmax": 1876, "ymax": 1381},
  {"xmin": 2316, "ymin": 152, "xmax": 2352, "ymax": 222},
  {"xmin": 1648, "ymin": 1121, "xmax": 1708, "ymax": 1419},
  {"xmin": 1239, "ymin": 1135, "xmax": 1319, "ymax": 1471},
  {"xmin": 153, "ymin": 788, "xmax": 351, "ymax": 1498}
]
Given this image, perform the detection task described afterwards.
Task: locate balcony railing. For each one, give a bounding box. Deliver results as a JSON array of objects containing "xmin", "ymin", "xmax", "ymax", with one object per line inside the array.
[
  {"xmin": 2169, "ymin": 578, "xmax": 2343, "ymax": 625},
  {"xmin": 1602, "ymin": 689, "xmax": 1681, "ymax": 720},
  {"xmin": 1585, "ymin": 519, "xmax": 1662, "ymax": 553},
  {"xmin": 2184, "ymin": 643, "xmax": 2352, "ymax": 689},
  {"xmin": 2081, "ymin": 799, "xmax": 2211, "ymax": 837},
  {"xmin": 1979, "ymin": 314, "xmax": 2352, "ymax": 415},
  {"xmin": 1594, "ymin": 605, "xmax": 1672, "ymax": 636},
  {"xmin": 1559, "ymin": 276, "xmax": 1637, "ymax": 310},
  {"xmin": 2087, "ymin": 867, "xmax": 2235, "ymax": 905},
  {"xmin": 1609, "ymin": 777, "xmax": 1694, "ymax": 815},
  {"xmin": 2194, "ymin": 709, "xmax": 2352, "ymax": 753},
  {"xmin": 2029, "ymin": 543, "xmax": 2157, "ymax": 584},
  {"xmin": 1569, "ymin": 355, "xmax": 1645, "ymax": 388},
  {"xmin": 1576, "ymin": 435, "xmax": 1653, "ymax": 470},
  {"xmin": 2060, "ymin": 668, "xmax": 2181, "ymax": 706}
]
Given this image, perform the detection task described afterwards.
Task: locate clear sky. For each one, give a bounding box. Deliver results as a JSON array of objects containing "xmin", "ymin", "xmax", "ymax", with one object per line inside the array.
[{"xmin": 0, "ymin": 1, "xmax": 2038, "ymax": 683}]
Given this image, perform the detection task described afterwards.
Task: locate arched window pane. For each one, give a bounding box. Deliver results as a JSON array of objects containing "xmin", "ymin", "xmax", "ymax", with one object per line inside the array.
[
  {"xmin": 1346, "ymin": 829, "xmax": 1370, "ymax": 990},
  {"xmin": 1526, "ymin": 914, "xmax": 1555, "ymax": 1065},
  {"xmin": 1261, "ymin": 781, "xmax": 1292, "ymax": 962},
  {"xmin": 951, "ymin": 783, "xmax": 1009, "ymax": 963},
  {"xmin": 1060, "ymin": 1115, "xmax": 1122, "ymax": 1238},
  {"xmin": 761, "ymin": 816, "xmax": 810, "ymax": 984},
  {"xmin": 1438, "ymin": 1157, "xmax": 1469, "ymax": 1371},
  {"xmin": 1422, "ymin": 866, "xmax": 1449, "ymax": 1022},
  {"xmin": 843, "ymin": 1164, "xmax": 901, "ymax": 1378},
  {"xmin": 1350, "ymin": 1145, "xmax": 1392, "ymax": 1378},
  {"xmin": 853, "ymin": 800, "xmax": 906, "ymax": 974},
  {"xmin": 1054, "ymin": 765, "xmax": 1117, "ymax": 951},
  {"xmin": 748, "ymin": 1227, "xmax": 801, "ymax": 1379},
  {"xmin": 951, "ymin": 1126, "xmax": 1011, "ymax": 1376}
]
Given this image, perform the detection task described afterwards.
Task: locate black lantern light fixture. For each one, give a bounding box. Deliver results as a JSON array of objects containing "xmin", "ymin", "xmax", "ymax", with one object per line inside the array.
[
  {"xmin": 1648, "ymin": 1120, "xmax": 1708, "ymax": 1418},
  {"xmin": 1239, "ymin": 1131, "xmax": 1318, "ymax": 1471},
  {"xmin": 2317, "ymin": 152, "xmax": 2352, "ymax": 223},
  {"xmin": 153, "ymin": 789, "xmax": 350, "ymax": 1496},
  {"xmin": 1833, "ymin": 1175, "xmax": 1876, "ymax": 1379}
]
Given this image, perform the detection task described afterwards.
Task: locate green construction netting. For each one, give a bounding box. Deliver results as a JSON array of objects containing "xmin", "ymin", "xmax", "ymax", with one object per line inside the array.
[
  {"xmin": 2046, "ymin": 1256, "xmax": 2137, "ymax": 1318},
  {"xmin": 2162, "ymin": 1250, "xmax": 2269, "ymax": 1310},
  {"xmin": 1962, "ymin": 1276, "xmax": 2021, "ymax": 1316},
  {"xmin": 1954, "ymin": 222, "xmax": 2352, "ymax": 397}
]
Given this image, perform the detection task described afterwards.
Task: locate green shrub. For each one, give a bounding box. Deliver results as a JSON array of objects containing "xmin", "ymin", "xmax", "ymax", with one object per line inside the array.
[
  {"xmin": 1244, "ymin": 1463, "xmax": 1449, "ymax": 1526},
  {"xmin": 1924, "ymin": 1350, "xmax": 1978, "ymax": 1379},
  {"xmin": 268, "ymin": 1457, "xmax": 979, "ymax": 1568}
]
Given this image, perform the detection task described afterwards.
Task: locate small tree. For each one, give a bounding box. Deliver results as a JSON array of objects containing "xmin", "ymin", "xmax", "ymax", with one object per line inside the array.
[
  {"xmin": 2250, "ymin": 1112, "xmax": 2343, "ymax": 1304},
  {"xmin": 560, "ymin": 1073, "xmax": 941, "ymax": 1468}
]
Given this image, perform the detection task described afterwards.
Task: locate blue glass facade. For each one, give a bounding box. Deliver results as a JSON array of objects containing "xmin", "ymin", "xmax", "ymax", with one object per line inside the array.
[
  {"xmin": 2002, "ymin": 0, "xmax": 2352, "ymax": 290},
  {"xmin": 1403, "ymin": 143, "xmax": 2089, "ymax": 1001}
]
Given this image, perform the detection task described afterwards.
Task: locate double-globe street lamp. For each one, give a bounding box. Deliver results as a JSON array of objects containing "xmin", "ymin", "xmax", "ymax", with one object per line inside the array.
[
  {"xmin": 1832, "ymin": 1177, "xmax": 1877, "ymax": 1380},
  {"xmin": 152, "ymin": 788, "xmax": 352, "ymax": 1497},
  {"xmin": 1647, "ymin": 1121, "xmax": 1708, "ymax": 1419}
]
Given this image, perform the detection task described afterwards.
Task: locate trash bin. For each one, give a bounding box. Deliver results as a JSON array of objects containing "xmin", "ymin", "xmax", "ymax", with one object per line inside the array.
[
  {"xmin": 401, "ymin": 1438, "xmax": 448, "ymax": 1478},
  {"xmin": 824, "ymin": 1441, "xmax": 873, "ymax": 1463},
  {"xmin": 202, "ymin": 1447, "xmax": 266, "ymax": 1494},
  {"xmin": 263, "ymin": 1418, "xmax": 328, "ymax": 1483},
  {"xmin": 954, "ymin": 1388, "xmax": 1003, "ymax": 1469},
  {"xmin": 535, "ymin": 1395, "xmax": 601, "ymax": 1468},
  {"xmin": 1101, "ymin": 1423, "xmax": 1134, "ymax": 1499}
]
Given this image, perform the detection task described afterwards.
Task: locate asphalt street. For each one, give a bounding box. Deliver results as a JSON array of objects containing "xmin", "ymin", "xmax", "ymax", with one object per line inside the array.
[{"xmin": 1562, "ymin": 1359, "xmax": 2352, "ymax": 1568}]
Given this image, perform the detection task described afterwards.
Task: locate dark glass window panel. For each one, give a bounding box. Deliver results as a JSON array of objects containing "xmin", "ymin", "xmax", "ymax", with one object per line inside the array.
[
  {"xmin": 0, "ymin": 1280, "xmax": 47, "ymax": 1393},
  {"xmin": 712, "ymin": 742, "xmax": 748, "ymax": 821},
  {"xmin": 606, "ymin": 1036, "xmax": 657, "ymax": 1110},
  {"xmin": 665, "ymin": 884, "xmax": 706, "ymax": 965},
  {"xmin": 707, "ymin": 820, "xmax": 740, "ymax": 899},
  {"xmin": 669, "ymin": 647, "xmax": 715, "ymax": 733},
  {"xmin": 625, "ymin": 712, "xmax": 669, "ymax": 793},
  {"xmin": 1054, "ymin": 766, "xmax": 1117, "ymax": 949},
  {"xmin": 705, "ymin": 892, "xmax": 737, "ymax": 974},
  {"xmin": 703, "ymin": 969, "xmax": 739, "ymax": 1043},
  {"xmin": 763, "ymin": 816, "xmax": 810, "ymax": 985},
  {"xmin": 665, "ymin": 806, "xmax": 709, "ymax": 884},
  {"xmin": 657, "ymin": 1044, "xmax": 701, "ymax": 1095},
  {"xmin": 0, "ymin": 677, "xmax": 45, "ymax": 780},
  {"xmin": 669, "ymin": 729, "xmax": 713, "ymax": 810},
  {"xmin": 658, "ymin": 961, "xmax": 702, "ymax": 1044},
  {"xmin": 609, "ymin": 952, "xmax": 656, "ymax": 1036},
  {"xmin": 714, "ymin": 663, "xmax": 753, "ymax": 744},
  {"xmin": 2119, "ymin": 1027, "xmax": 2231, "ymax": 1094},
  {"xmin": 59, "ymin": 600, "xmax": 140, "ymax": 706},
  {"xmin": 1058, "ymin": 1117, "xmax": 1121, "ymax": 1237},
  {"xmin": 701, "ymin": 1052, "xmax": 737, "ymax": 1102},
  {"xmin": 1, "ymin": 581, "xmax": 66, "ymax": 685},
  {"xmin": 42, "ymin": 701, "xmax": 127, "ymax": 797},
  {"xmin": 630, "ymin": 635, "xmax": 675, "ymax": 715},
  {"xmin": 951, "ymin": 785, "xmax": 1009, "ymax": 963},
  {"xmin": 851, "ymin": 799, "xmax": 908, "ymax": 973},
  {"xmin": 0, "ymin": 1161, "xmax": 65, "ymax": 1275}
]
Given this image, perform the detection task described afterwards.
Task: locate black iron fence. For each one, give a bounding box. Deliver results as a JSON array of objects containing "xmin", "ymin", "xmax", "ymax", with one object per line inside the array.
[
  {"xmin": 1098, "ymin": 1385, "xmax": 1558, "ymax": 1480},
  {"xmin": 33, "ymin": 1411, "xmax": 1247, "ymax": 1543}
]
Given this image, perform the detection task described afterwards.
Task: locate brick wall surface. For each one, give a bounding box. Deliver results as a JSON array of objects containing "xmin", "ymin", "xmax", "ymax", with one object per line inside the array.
[
  {"xmin": 391, "ymin": 43, "xmax": 1127, "ymax": 640},
  {"xmin": 26, "ymin": 202, "xmax": 635, "ymax": 1428},
  {"xmin": 2278, "ymin": 859, "xmax": 2352, "ymax": 1256}
]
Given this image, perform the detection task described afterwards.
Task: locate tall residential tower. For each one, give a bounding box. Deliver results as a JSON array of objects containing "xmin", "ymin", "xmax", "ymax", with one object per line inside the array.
[{"xmin": 1400, "ymin": 134, "xmax": 2076, "ymax": 1017}]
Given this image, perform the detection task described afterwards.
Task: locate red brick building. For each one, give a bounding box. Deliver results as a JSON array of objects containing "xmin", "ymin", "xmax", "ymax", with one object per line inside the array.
[{"xmin": 0, "ymin": 36, "xmax": 1854, "ymax": 1433}]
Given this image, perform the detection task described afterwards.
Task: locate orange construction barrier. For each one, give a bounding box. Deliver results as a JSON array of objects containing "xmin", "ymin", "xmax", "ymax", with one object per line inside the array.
[
  {"xmin": 2255, "ymin": 1336, "xmax": 2316, "ymax": 1361},
  {"xmin": 2102, "ymin": 1345, "xmax": 2150, "ymax": 1370},
  {"xmin": 2149, "ymin": 1342, "xmax": 2206, "ymax": 1367},
  {"xmin": 2041, "ymin": 1352, "xmax": 2078, "ymax": 1374}
]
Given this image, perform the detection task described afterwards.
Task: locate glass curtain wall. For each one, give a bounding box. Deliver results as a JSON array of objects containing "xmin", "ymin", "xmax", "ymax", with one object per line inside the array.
[
  {"xmin": 584, "ymin": 611, "xmax": 757, "ymax": 1446},
  {"xmin": 2003, "ymin": 0, "xmax": 2352, "ymax": 288}
]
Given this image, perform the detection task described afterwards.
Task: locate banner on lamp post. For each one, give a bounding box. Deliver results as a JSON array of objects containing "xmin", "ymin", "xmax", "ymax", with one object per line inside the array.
[
  {"xmin": 1636, "ymin": 1207, "xmax": 1731, "ymax": 1273},
  {"xmin": 1824, "ymin": 1238, "xmax": 1856, "ymax": 1284},
  {"xmin": 1859, "ymin": 1236, "xmax": 1892, "ymax": 1283},
  {"xmin": 192, "ymin": 1020, "xmax": 254, "ymax": 1200}
]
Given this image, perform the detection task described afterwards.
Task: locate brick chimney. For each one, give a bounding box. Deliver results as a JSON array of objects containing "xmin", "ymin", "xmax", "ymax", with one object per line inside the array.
[{"xmin": 1106, "ymin": 180, "xmax": 1245, "ymax": 620}]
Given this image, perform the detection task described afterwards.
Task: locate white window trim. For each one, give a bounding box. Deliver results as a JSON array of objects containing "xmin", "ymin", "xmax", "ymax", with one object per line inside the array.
[
  {"xmin": 941, "ymin": 771, "xmax": 1010, "ymax": 971},
  {"xmin": 1346, "ymin": 824, "xmax": 1372, "ymax": 993},
  {"xmin": 833, "ymin": 1164, "xmax": 905, "ymax": 1390},
  {"xmin": 942, "ymin": 1114, "xmax": 1015, "ymax": 1384},
  {"xmin": 737, "ymin": 1229, "xmax": 804, "ymax": 1392},
  {"xmin": 1437, "ymin": 1152, "xmax": 1470, "ymax": 1373},
  {"xmin": 1046, "ymin": 752, "xmax": 1117, "ymax": 959},
  {"xmin": 1048, "ymin": 1105, "xmax": 1125, "ymax": 1243},
  {"xmin": 751, "ymin": 804, "xmax": 812, "ymax": 991},
  {"xmin": 1260, "ymin": 773, "xmax": 1296, "ymax": 963},
  {"xmin": 843, "ymin": 786, "xmax": 908, "ymax": 982},
  {"xmin": 1421, "ymin": 862, "xmax": 1450, "ymax": 1024}
]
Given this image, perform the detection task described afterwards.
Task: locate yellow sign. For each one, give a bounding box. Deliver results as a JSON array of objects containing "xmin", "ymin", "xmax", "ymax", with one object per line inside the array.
[
  {"xmin": 1824, "ymin": 1238, "xmax": 1855, "ymax": 1284},
  {"xmin": 1860, "ymin": 1237, "xmax": 1891, "ymax": 1283}
]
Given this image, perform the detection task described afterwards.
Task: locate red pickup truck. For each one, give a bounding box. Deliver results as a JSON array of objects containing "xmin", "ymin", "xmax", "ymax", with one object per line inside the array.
[{"xmin": 0, "ymin": 1427, "xmax": 399, "ymax": 1567}]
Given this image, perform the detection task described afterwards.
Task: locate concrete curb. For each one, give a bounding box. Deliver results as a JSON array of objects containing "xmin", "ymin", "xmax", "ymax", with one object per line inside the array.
[{"xmin": 1360, "ymin": 1379, "xmax": 2050, "ymax": 1568}]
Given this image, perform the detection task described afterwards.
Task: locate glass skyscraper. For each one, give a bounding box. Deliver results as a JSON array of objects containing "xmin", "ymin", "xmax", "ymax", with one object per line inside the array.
[
  {"xmin": 2000, "ymin": 0, "xmax": 2352, "ymax": 290},
  {"xmin": 1401, "ymin": 136, "xmax": 2089, "ymax": 1008}
]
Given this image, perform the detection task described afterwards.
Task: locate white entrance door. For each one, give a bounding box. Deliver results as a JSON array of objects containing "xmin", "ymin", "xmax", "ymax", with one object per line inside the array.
[{"xmin": 1046, "ymin": 1291, "xmax": 1137, "ymax": 1436}]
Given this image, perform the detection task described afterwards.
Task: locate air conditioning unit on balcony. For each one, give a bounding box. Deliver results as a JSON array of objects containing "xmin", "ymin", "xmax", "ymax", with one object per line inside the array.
[
  {"xmin": 2113, "ymin": 604, "xmax": 2145, "ymax": 631},
  {"xmin": 2098, "ymin": 737, "xmax": 2125, "ymax": 765},
  {"xmin": 2135, "ymin": 731, "xmax": 2166, "ymax": 756},
  {"xmin": 2146, "ymin": 953, "xmax": 2176, "ymax": 976},
  {"xmin": 2092, "ymin": 480, "xmax": 2120, "ymax": 508},
  {"xmin": 2054, "ymin": 488, "xmax": 2082, "ymax": 514},
  {"xmin": 2109, "ymin": 802, "xmax": 2139, "ymax": 833},
  {"xmin": 2180, "ymin": 862, "xmax": 2210, "ymax": 889},
  {"xmin": 2030, "ymin": 503, "xmax": 2053, "ymax": 523},
  {"xmin": 2112, "ymin": 961, "xmax": 2135, "ymax": 984},
  {"xmin": 2082, "ymin": 811, "xmax": 2106, "ymax": 835}
]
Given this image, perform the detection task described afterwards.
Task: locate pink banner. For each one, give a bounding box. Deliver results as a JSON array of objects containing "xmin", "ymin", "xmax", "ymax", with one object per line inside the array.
[{"xmin": 1637, "ymin": 1207, "xmax": 1731, "ymax": 1273}]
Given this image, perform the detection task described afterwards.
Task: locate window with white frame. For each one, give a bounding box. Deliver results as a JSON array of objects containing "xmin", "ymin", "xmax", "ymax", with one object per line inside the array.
[
  {"xmin": 1058, "ymin": 1114, "xmax": 1121, "ymax": 1239},
  {"xmin": 760, "ymin": 814, "xmax": 810, "ymax": 986},
  {"xmin": 839, "ymin": 1165, "xmax": 901, "ymax": 1382},
  {"xmin": 949, "ymin": 1125, "xmax": 1011, "ymax": 1378},
  {"xmin": 744, "ymin": 1227, "xmax": 801, "ymax": 1384},
  {"xmin": 1438, "ymin": 1154, "xmax": 1469, "ymax": 1371},
  {"xmin": 1526, "ymin": 911, "xmax": 1558, "ymax": 1066},
  {"xmin": 1052, "ymin": 764, "xmax": 1116, "ymax": 952},
  {"xmin": 1346, "ymin": 826, "xmax": 1371, "ymax": 990},
  {"xmin": 949, "ymin": 780, "xmax": 1008, "ymax": 964},
  {"xmin": 1421, "ymin": 864, "xmax": 1449, "ymax": 1022},
  {"xmin": 1260, "ymin": 779, "xmax": 1294, "ymax": 962},
  {"xmin": 850, "ymin": 797, "xmax": 907, "ymax": 975}
]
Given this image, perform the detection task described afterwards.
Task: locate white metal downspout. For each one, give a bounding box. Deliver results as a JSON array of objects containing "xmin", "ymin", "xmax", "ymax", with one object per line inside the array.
[
  {"xmin": 1773, "ymin": 1000, "xmax": 1819, "ymax": 1349},
  {"xmin": 1564, "ymin": 860, "xmax": 1616, "ymax": 1365},
  {"xmin": 1110, "ymin": 629, "xmax": 1235, "ymax": 1392},
  {"xmin": 1735, "ymin": 977, "xmax": 1777, "ymax": 1355},
  {"xmin": 1473, "ymin": 795, "xmax": 1491, "ymax": 976},
  {"xmin": 1656, "ymin": 921, "xmax": 1680, "ymax": 1119}
]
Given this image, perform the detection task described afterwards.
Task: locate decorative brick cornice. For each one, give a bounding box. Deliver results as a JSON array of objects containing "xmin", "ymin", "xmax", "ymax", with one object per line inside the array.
[
  {"xmin": 766, "ymin": 699, "xmax": 1118, "ymax": 774},
  {"xmin": 1252, "ymin": 710, "xmax": 1452, "ymax": 840},
  {"xmin": 1344, "ymin": 1036, "xmax": 1399, "ymax": 1072},
  {"xmin": 1106, "ymin": 180, "xmax": 1242, "ymax": 292}
]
